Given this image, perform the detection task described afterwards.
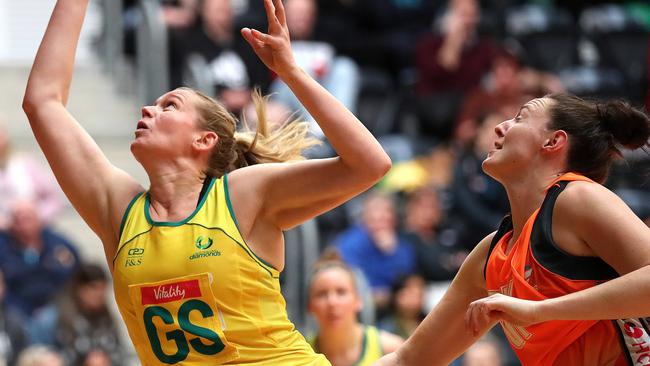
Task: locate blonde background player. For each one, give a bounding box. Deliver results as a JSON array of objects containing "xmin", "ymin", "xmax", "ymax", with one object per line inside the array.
[
  {"xmin": 23, "ymin": 0, "xmax": 390, "ymax": 364},
  {"xmin": 307, "ymin": 250, "xmax": 403, "ymax": 366},
  {"xmin": 373, "ymin": 95, "xmax": 650, "ymax": 365}
]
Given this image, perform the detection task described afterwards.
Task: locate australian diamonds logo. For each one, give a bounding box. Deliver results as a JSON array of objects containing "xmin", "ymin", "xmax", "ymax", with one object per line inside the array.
[{"xmin": 189, "ymin": 236, "xmax": 221, "ymax": 260}]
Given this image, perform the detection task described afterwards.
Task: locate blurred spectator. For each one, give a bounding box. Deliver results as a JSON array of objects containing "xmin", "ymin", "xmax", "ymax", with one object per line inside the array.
[
  {"xmin": 168, "ymin": 0, "xmax": 270, "ymax": 113},
  {"xmin": 0, "ymin": 199, "xmax": 79, "ymax": 338},
  {"xmin": 270, "ymin": 0, "xmax": 360, "ymax": 140},
  {"xmin": 0, "ymin": 121, "xmax": 65, "ymax": 231},
  {"xmin": 122, "ymin": 0, "xmax": 199, "ymax": 59},
  {"xmin": 377, "ymin": 274, "xmax": 427, "ymax": 339},
  {"xmin": 454, "ymin": 49, "xmax": 564, "ymax": 147},
  {"xmin": 462, "ymin": 336, "xmax": 503, "ymax": 366},
  {"xmin": 335, "ymin": 191, "xmax": 416, "ymax": 314},
  {"xmin": 16, "ymin": 346, "xmax": 64, "ymax": 366},
  {"xmin": 318, "ymin": 0, "xmax": 435, "ymax": 78},
  {"xmin": 403, "ymin": 187, "xmax": 466, "ymax": 281},
  {"xmin": 415, "ymin": 0, "xmax": 499, "ymax": 139},
  {"xmin": 0, "ymin": 269, "xmax": 27, "ymax": 366},
  {"xmin": 307, "ymin": 250, "xmax": 403, "ymax": 365},
  {"xmin": 162, "ymin": 0, "xmax": 199, "ymax": 29},
  {"xmin": 450, "ymin": 113, "xmax": 510, "ymax": 248},
  {"xmin": 80, "ymin": 349, "xmax": 113, "ymax": 366},
  {"xmin": 33, "ymin": 264, "xmax": 123, "ymax": 365}
]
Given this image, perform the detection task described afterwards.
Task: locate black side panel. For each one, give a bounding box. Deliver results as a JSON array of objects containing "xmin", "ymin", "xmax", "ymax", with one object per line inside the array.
[
  {"xmin": 483, "ymin": 215, "xmax": 513, "ymax": 279},
  {"xmin": 530, "ymin": 181, "xmax": 618, "ymax": 281}
]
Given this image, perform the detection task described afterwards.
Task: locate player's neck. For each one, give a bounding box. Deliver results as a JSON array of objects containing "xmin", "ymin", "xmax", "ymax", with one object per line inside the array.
[
  {"xmin": 318, "ymin": 322, "xmax": 363, "ymax": 360},
  {"xmin": 503, "ymin": 170, "xmax": 564, "ymax": 247},
  {"xmin": 146, "ymin": 167, "xmax": 206, "ymax": 221}
]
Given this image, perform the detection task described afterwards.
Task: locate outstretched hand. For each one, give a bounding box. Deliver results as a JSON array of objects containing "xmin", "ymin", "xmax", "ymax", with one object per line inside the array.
[
  {"xmin": 465, "ymin": 293, "xmax": 545, "ymax": 336},
  {"xmin": 241, "ymin": 0, "xmax": 296, "ymax": 78}
]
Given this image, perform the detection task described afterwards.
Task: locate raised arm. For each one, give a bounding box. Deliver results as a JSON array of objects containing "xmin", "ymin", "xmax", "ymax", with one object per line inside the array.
[
  {"xmin": 23, "ymin": 0, "xmax": 142, "ymax": 260},
  {"xmin": 466, "ymin": 183, "xmax": 650, "ymax": 328},
  {"xmin": 372, "ymin": 234, "xmax": 497, "ymax": 366},
  {"xmin": 231, "ymin": 0, "xmax": 390, "ymax": 232}
]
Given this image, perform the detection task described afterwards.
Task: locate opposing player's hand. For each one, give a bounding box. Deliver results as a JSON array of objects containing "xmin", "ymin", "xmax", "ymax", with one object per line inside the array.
[
  {"xmin": 241, "ymin": 0, "xmax": 296, "ymax": 78},
  {"xmin": 465, "ymin": 293, "xmax": 544, "ymax": 336}
]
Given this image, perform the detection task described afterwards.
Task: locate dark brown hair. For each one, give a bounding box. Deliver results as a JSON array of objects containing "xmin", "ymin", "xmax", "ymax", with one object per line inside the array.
[{"xmin": 547, "ymin": 94, "xmax": 650, "ymax": 183}]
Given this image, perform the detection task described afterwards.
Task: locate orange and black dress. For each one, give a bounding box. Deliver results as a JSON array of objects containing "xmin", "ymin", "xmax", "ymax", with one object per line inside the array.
[{"xmin": 484, "ymin": 173, "xmax": 650, "ymax": 366}]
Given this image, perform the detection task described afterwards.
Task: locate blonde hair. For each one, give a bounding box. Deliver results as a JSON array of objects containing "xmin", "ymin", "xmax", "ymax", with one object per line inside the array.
[{"xmin": 182, "ymin": 87, "xmax": 320, "ymax": 178}]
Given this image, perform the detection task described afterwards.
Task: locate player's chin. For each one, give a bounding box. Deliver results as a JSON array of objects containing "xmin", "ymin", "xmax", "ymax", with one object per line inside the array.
[{"xmin": 481, "ymin": 157, "xmax": 501, "ymax": 178}]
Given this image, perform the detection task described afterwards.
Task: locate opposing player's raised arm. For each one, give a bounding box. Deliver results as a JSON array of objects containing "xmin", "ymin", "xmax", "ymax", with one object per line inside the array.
[
  {"xmin": 372, "ymin": 234, "xmax": 497, "ymax": 366},
  {"xmin": 231, "ymin": 0, "xmax": 390, "ymax": 231},
  {"xmin": 22, "ymin": 0, "xmax": 142, "ymax": 255}
]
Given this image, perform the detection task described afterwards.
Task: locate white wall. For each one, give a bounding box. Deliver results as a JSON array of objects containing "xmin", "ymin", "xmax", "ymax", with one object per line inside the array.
[{"xmin": 0, "ymin": 0, "xmax": 102, "ymax": 65}]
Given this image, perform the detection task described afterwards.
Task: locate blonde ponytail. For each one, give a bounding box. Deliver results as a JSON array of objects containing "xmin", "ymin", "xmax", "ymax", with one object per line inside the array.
[
  {"xmin": 186, "ymin": 87, "xmax": 320, "ymax": 178},
  {"xmin": 233, "ymin": 89, "xmax": 320, "ymax": 167}
]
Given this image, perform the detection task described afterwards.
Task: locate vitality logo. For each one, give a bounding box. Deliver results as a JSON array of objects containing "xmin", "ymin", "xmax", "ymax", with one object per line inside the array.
[{"xmin": 190, "ymin": 236, "xmax": 221, "ymax": 260}]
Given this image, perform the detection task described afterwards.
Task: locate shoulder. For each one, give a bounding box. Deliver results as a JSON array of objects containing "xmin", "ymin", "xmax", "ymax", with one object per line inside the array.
[
  {"xmin": 378, "ymin": 328, "xmax": 404, "ymax": 354},
  {"xmin": 555, "ymin": 181, "xmax": 626, "ymax": 223}
]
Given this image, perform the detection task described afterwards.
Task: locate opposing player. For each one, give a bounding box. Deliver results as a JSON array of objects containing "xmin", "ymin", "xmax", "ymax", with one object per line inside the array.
[{"xmin": 373, "ymin": 95, "xmax": 650, "ymax": 365}]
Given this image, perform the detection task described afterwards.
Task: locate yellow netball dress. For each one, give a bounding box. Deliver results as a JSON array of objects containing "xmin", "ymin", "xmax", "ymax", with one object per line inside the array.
[
  {"xmin": 113, "ymin": 175, "xmax": 330, "ymax": 365},
  {"xmin": 309, "ymin": 326, "xmax": 384, "ymax": 366}
]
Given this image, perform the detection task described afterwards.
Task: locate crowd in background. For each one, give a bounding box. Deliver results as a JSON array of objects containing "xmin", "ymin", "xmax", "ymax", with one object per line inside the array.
[{"xmin": 0, "ymin": 0, "xmax": 649, "ymax": 365}]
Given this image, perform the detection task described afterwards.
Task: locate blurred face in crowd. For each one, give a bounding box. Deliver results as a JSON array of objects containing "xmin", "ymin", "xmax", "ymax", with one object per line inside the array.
[
  {"xmin": 82, "ymin": 349, "xmax": 112, "ymax": 366},
  {"xmin": 447, "ymin": 0, "xmax": 480, "ymax": 35},
  {"xmin": 395, "ymin": 275, "xmax": 425, "ymax": 318},
  {"xmin": 10, "ymin": 200, "xmax": 43, "ymax": 247},
  {"xmin": 492, "ymin": 54, "xmax": 520, "ymax": 95},
  {"xmin": 405, "ymin": 188, "xmax": 442, "ymax": 234},
  {"xmin": 285, "ymin": 0, "xmax": 317, "ymax": 40},
  {"xmin": 361, "ymin": 194, "xmax": 396, "ymax": 235},
  {"xmin": 482, "ymin": 98, "xmax": 555, "ymax": 182},
  {"xmin": 463, "ymin": 340, "xmax": 502, "ymax": 366},
  {"xmin": 78, "ymin": 279, "xmax": 108, "ymax": 314},
  {"xmin": 131, "ymin": 89, "xmax": 209, "ymax": 166},
  {"xmin": 308, "ymin": 267, "xmax": 361, "ymax": 329},
  {"xmin": 202, "ymin": 0, "xmax": 233, "ymax": 39}
]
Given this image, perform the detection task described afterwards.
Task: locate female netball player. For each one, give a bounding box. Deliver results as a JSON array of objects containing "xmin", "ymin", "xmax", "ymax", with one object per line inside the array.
[
  {"xmin": 23, "ymin": 0, "xmax": 390, "ymax": 364},
  {"xmin": 307, "ymin": 250, "xmax": 403, "ymax": 366},
  {"xmin": 373, "ymin": 95, "xmax": 650, "ymax": 365}
]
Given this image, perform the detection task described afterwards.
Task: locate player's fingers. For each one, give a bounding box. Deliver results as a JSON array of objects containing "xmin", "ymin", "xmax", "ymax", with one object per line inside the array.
[
  {"xmin": 272, "ymin": 0, "xmax": 287, "ymax": 27},
  {"xmin": 263, "ymin": 0, "xmax": 281, "ymax": 30}
]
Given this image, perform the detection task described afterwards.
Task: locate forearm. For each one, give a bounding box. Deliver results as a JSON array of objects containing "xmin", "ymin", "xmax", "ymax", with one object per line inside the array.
[
  {"xmin": 541, "ymin": 265, "xmax": 650, "ymax": 321},
  {"xmin": 278, "ymin": 67, "xmax": 390, "ymax": 177},
  {"xmin": 24, "ymin": 0, "xmax": 89, "ymax": 108},
  {"xmin": 437, "ymin": 36, "xmax": 463, "ymax": 71}
]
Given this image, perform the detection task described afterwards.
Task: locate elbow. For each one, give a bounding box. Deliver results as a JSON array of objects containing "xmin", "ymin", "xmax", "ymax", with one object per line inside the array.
[
  {"xmin": 22, "ymin": 93, "xmax": 37, "ymax": 116},
  {"xmin": 22, "ymin": 90, "xmax": 44, "ymax": 117},
  {"xmin": 369, "ymin": 153, "xmax": 392, "ymax": 182},
  {"xmin": 22, "ymin": 91, "xmax": 60, "ymax": 118}
]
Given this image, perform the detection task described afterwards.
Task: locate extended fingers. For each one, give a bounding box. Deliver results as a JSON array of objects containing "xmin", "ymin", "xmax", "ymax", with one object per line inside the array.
[
  {"xmin": 272, "ymin": 0, "xmax": 287, "ymax": 27},
  {"xmin": 241, "ymin": 28, "xmax": 265, "ymax": 49},
  {"xmin": 263, "ymin": 0, "xmax": 282, "ymax": 30}
]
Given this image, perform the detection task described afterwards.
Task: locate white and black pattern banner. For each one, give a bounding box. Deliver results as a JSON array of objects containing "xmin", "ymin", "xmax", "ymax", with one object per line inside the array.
[{"xmin": 616, "ymin": 318, "xmax": 650, "ymax": 366}]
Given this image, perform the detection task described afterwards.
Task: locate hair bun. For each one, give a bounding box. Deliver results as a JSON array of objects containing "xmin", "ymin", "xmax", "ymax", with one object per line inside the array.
[
  {"xmin": 598, "ymin": 100, "xmax": 650, "ymax": 150},
  {"xmin": 318, "ymin": 247, "xmax": 343, "ymax": 263}
]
